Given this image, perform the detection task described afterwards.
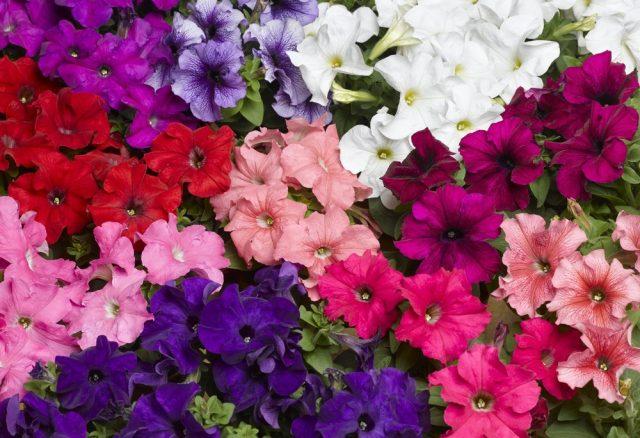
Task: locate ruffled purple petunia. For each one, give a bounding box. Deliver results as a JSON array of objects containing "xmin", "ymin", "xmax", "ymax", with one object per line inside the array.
[
  {"xmin": 396, "ymin": 184, "xmax": 503, "ymax": 283},
  {"xmin": 242, "ymin": 261, "xmax": 306, "ymax": 301},
  {"xmin": 239, "ymin": 0, "xmax": 319, "ymax": 26},
  {"xmin": 171, "ymin": 40, "xmax": 246, "ymax": 122},
  {"xmin": 54, "ymin": 0, "xmax": 132, "ymax": 29},
  {"xmin": 0, "ymin": 1, "xmax": 45, "ymax": 57},
  {"xmin": 273, "ymin": 88, "xmax": 331, "ymax": 123},
  {"xmin": 38, "ymin": 20, "xmax": 101, "ymax": 78},
  {"xmin": 460, "ymin": 117, "xmax": 544, "ymax": 211},
  {"xmin": 187, "ymin": 0, "xmax": 245, "ymax": 46},
  {"xmin": 125, "ymin": 15, "xmax": 173, "ymax": 67}
]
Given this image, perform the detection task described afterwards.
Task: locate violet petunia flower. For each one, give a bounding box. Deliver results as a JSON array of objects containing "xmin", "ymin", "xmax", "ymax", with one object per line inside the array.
[
  {"xmin": 167, "ymin": 12, "xmax": 207, "ymax": 53},
  {"xmin": 187, "ymin": 0, "xmax": 245, "ymax": 46},
  {"xmin": 1, "ymin": 393, "xmax": 86, "ymax": 437},
  {"xmin": 0, "ymin": 1, "xmax": 44, "ymax": 57},
  {"xmin": 239, "ymin": 0, "xmax": 319, "ymax": 26},
  {"xmin": 242, "ymin": 261, "xmax": 306, "ymax": 301},
  {"xmin": 54, "ymin": 0, "xmax": 132, "ymax": 28},
  {"xmin": 38, "ymin": 20, "xmax": 101, "ymax": 78},
  {"xmin": 171, "ymin": 40, "xmax": 246, "ymax": 122},
  {"xmin": 125, "ymin": 16, "xmax": 173, "ymax": 67},
  {"xmin": 273, "ymin": 88, "xmax": 331, "ymax": 124}
]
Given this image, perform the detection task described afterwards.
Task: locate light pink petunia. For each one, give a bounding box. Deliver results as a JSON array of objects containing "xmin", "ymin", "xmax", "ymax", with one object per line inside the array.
[
  {"xmin": 512, "ymin": 318, "xmax": 584, "ymax": 400},
  {"xmin": 318, "ymin": 251, "xmax": 404, "ymax": 339},
  {"xmin": 68, "ymin": 270, "xmax": 151, "ymax": 348},
  {"xmin": 0, "ymin": 328, "xmax": 38, "ymax": 400},
  {"xmin": 140, "ymin": 214, "xmax": 229, "ymax": 285},
  {"xmin": 282, "ymin": 116, "xmax": 327, "ymax": 144},
  {"xmin": 244, "ymin": 127, "xmax": 287, "ymax": 149},
  {"xmin": 548, "ymin": 249, "xmax": 640, "ymax": 330},
  {"xmin": 395, "ymin": 269, "xmax": 491, "ymax": 364},
  {"xmin": 612, "ymin": 210, "xmax": 640, "ymax": 270},
  {"xmin": 495, "ymin": 213, "xmax": 587, "ymax": 317},
  {"xmin": 84, "ymin": 221, "xmax": 139, "ymax": 289},
  {"xmin": 429, "ymin": 344, "xmax": 541, "ymax": 438},
  {"xmin": 274, "ymin": 208, "xmax": 380, "ymax": 299},
  {"xmin": 226, "ymin": 185, "xmax": 307, "ymax": 265},
  {"xmin": 557, "ymin": 326, "xmax": 640, "ymax": 404}
]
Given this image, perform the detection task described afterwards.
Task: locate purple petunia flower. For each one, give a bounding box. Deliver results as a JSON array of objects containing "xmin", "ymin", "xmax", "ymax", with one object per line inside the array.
[
  {"xmin": 38, "ymin": 20, "xmax": 101, "ymax": 78},
  {"xmin": 125, "ymin": 15, "xmax": 173, "ymax": 67},
  {"xmin": 171, "ymin": 40, "xmax": 246, "ymax": 122},
  {"xmin": 0, "ymin": 1, "xmax": 45, "ymax": 57},
  {"xmin": 273, "ymin": 88, "xmax": 331, "ymax": 124},
  {"xmin": 54, "ymin": 0, "xmax": 132, "ymax": 29},
  {"xmin": 460, "ymin": 118, "xmax": 544, "ymax": 211},
  {"xmin": 242, "ymin": 261, "xmax": 306, "ymax": 301},
  {"xmin": 143, "ymin": 0, "xmax": 179, "ymax": 10},
  {"xmin": 187, "ymin": 0, "xmax": 245, "ymax": 46},
  {"xmin": 239, "ymin": 0, "xmax": 319, "ymax": 26},
  {"xmin": 547, "ymin": 103, "xmax": 639, "ymax": 200},
  {"xmin": 55, "ymin": 335, "xmax": 137, "ymax": 421},
  {"xmin": 167, "ymin": 12, "xmax": 206, "ymax": 53},
  {"xmin": 396, "ymin": 184, "xmax": 503, "ymax": 283}
]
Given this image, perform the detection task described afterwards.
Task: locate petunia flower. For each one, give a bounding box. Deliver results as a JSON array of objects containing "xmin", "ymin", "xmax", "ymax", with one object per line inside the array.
[
  {"xmin": 513, "ymin": 318, "xmax": 584, "ymax": 400},
  {"xmin": 496, "ymin": 213, "xmax": 587, "ymax": 317},
  {"xmin": 0, "ymin": 1, "xmax": 44, "ymax": 57},
  {"xmin": 548, "ymin": 249, "xmax": 640, "ymax": 330},
  {"xmin": 139, "ymin": 213, "xmax": 228, "ymax": 285},
  {"xmin": 557, "ymin": 326, "xmax": 640, "ymax": 403},
  {"xmin": 318, "ymin": 251, "xmax": 403, "ymax": 339},
  {"xmin": 145, "ymin": 123, "xmax": 234, "ymax": 198},
  {"xmin": 2, "ymin": 393, "xmax": 86, "ymax": 437},
  {"xmin": 0, "ymin": 119, "xmax": 55, "ymax": 169},
  {"xmin": 185, "ymin": 0, "xmax": 245, "ymax": 47},
  {"xmin": 585, "ymin": 13, "xmax": 640, "ymax": 74},
  {"xmin": 0, "ymin": 56, "xmax": 55, "ymax": 120},
  {"xmin": 38, "ymin": 20, "xmax": 101, "ymax": 78},
  {"xmin": 0, "ymin": 328, "xmax": 37, "ymax": 400},
  {"xmin": 85, "ymin": 221, "xmax": 138, "ymax": 289},
  {"xmin": 395, "ymin": 269, "xmax": 491, "ymax": 363},
  {"xmin": 272, "ymin": 87, "xmax": 331, "ymax": 123},
  {"xmin": 460, "ymin": 117, "xmax": 544, "ymax": 211},
  {"xmin": 54, "ymin": 0, "xmax": 132, "ymax": 28},
  {"xmin": 612, "ymin": 210, "xmax": 640, "ymax": 271},
  {"xmin": 429, "ymin": 344, "xmax": 541, "ymax": 437},
  {"xmin": 253, "ymin": 0, "xmax": 319, "ymax": 25},
  {"xmin": 396, "ymin": 184, "xmax": 503, "ymax": 283}
]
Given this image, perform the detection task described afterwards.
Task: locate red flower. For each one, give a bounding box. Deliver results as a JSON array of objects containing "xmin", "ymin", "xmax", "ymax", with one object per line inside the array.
[
  {"xmin": 75, "ymin": 149, "xmax": 130, "ymax": 182},
  {"xmin": 89, "ymin": 161, "xmax": 182, "ymax": 240},
  {"xmin": 0, "ymin": 57, "xmax": 55, "ymax": 120},
  {"xmin": 145, "ymin": 123, "xmax": 234, "ymax": 198},
  {"xmin": 9, "ymin": 153, "xmax": 98, "ymax": 243},
  {"xmin": 0, "ymin": 119, "xmax": 55, "ymax": 169},
  {"xmin": 34, "ymin": 88, "xmax": 110, "ymax": 150}
]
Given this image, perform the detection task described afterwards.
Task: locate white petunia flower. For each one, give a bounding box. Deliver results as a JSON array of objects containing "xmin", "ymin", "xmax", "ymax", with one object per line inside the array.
[
  {"xmin": 572, "ymin": 0, "xmax": 627, "ymax": 19},
  {"xmin": 375, "ymin": 0, "xmax": 418, "ymax": 28},
  {"xmin": 585, "ymin": 10, "xmax": 640, "ymax": 74},
  {"xmin": 404, "ymin": 2, "xmax": 473, "ymax": 45},
  {"xmin": 339, "ymin": 109, "xmax": 412, "ymax": 201},
  {"xmin": 477, "ymin": 0, "xmax": 545, "ymax": 38},
  {"xmin": 304, "ymin": 4, "xmax": 379, "ymax": 43}
]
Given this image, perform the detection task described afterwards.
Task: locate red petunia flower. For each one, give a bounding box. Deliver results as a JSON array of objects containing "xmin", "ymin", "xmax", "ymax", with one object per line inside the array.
[
  {"xmin": 0, "ymin": 119, "xmax": 56, "ymax": 169},
  {"xmin": 9, "ymin": 153, "xmax": 98, "ymax": 243},
  {"xmin": 75, "ymin": 149, "xmax": 130, "ymax": 182},
  {"xmin": 0, "ymin": 56, "xmax": 56, "ymax": 120},
  {"xmin": 145, "ymin": 123, "xmax": 234, "ymax": 198},
  {"xmin": 89, "ymin": 161, "xmax": 182, "ymax": 241},
  {"xmin": 34, "ymin": 88, "xmax": 111, "ymax": 150}
]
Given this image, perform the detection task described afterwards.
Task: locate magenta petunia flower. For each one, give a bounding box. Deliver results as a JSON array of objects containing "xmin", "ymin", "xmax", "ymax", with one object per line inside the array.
[
  {"xmin": 0, "ymin": 1, "xmax": 44, "ymax": 57},
  {"xmin": 547, "ymin": 103, "xmax": 639, "ymax": 199},
  {"xmin": 501, "ymin": 86, "xmax": 547, "ymax": 134},
  {"xmin": 460, "ymin": 118, "xmax": 544, "ymax": 211},
  {"xmin": 54, "ymin": 0, "xmax": 132, "ymax": 29},
  {"xmin": 394, "ymin": 269, "xmax": 490, "ymax": 363},
  {"xmin": 396, "ymin": 184, "xmax": 503, "ymax": 283}
]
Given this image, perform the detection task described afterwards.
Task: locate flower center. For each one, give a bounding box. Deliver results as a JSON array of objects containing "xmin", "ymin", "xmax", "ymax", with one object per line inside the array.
[
  {"xmin": 357, "ymin": 413, "xmax": 375, "ymax": 432},
  {"xmin": 1, "ymin": 135, "xmax": 15, "ymax": 148},
  {"xmin": 18, "ymin": 316, "xmax": 31, "ymax": 329},
  {"xmin": 540, "ymin": 349, "xmax": 554, "ymax": 367},
  {"xmin": 329, "ymin": 56, "xmax": 342, "ymax": 69},
  {"xmin": 88, "ymin": 369, "xmax": 104, "ymax": 384},
  {"xmin": 98, "ymin": 65, "xmax": 111, "ymax": 78},
  {"xmin": 106, "ymin": 300, "xmax": 120, "ymax": 318},
  {"xmin": 456, "ymin": 120, "xmax": 472, "ymax": 131},
  {"xmin": 48, "ymin": 189, "xmax": 65, "ymax": 206},
  {"xmin": 590, "ymin": 287, "xmax": 606, "ymax": 303},
  {"xmin": 356, "ymin": 285, "xmax": 373, "ymax": 302},
  {"xmin": 497, "ymin": 154, "xmax": 516, "ymax": 170},
  {"xmin": 18, "ymin": 86, "xmax": 35, "ymax": 104},
  {"xmin": 597, "ymin": 357, "xmax": 610, "ymax": 371},
  {"xmin": 454, "ymin": 63, "xmax": 464, "ymax": 75},
  {"xmin": 68, "ymin": 47, "xmax": 79, "ymax": 58},
  {"xmin": 377, "ymin": 148, "xmax": 392, "ymax": 160},
  {"xmin": 536, "ymin": 260, "xmax": 551, "ymax": 274},
  {"xmin": 471, "ymin": 393, "xmax": 494, "ymax": 412},
  {"xmin": 239, "ymin": 325, "xmax": 255, "ymax": 344},
  {"xmin": 513, "ymin": 58, "xmax": 522, "ymax": 70},
  {"xmin": 189, "ymin": 147, "xmax": 206, "ymax": 169},
  {"xmin": 315, "ymin": 246, "xmax": 332, "ymax": 259},
  {"xmin": 172, "ymin": 246, "xmax": 185, "ymax": 262},
  {"xmin": 125, "ymin": 200, "xmax": 142, "ymax": 217},
  {"xmin": 424, "ymin": 304, "xmax": 441, "ymax": 324},
  {"xmin": 404, "ymin": 90, "xmax": 417, "ymax": 106},
  {"xmin": 148, "ymin": 115, "xmax": 159, "ymax": 128},
  {"xmin": 442, "ymin": 229, "xmax": 462, "ymax": 241},
  {"xmin": 257, "ymin": 213, "xmax": 275, "ymax": 228}
]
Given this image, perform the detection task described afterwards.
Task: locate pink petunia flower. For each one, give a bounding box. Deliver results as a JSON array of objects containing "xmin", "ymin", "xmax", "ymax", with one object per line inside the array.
[
  {"xmin": 226, "ymin": 185, "xmax": 307, "ymax": 265},
  {"xmin": 495, "ymin": 213, "xmax": 587, "ymax": 317},
  {"xmin": 612, "ymin": 210, "xmax": 640, "ymax": 271},
  {"xmin": 557, "ymin": 326, "xmax": 640, "ymax": 404},
  {"xmin": 512, "ymin": 318, "xmax": 584, "ymax": 400},
  {"xmin": 394, "ymin": 269, "xmax": 491, "ymax": 363},
  {"xmin": 429, "ymin": 344, "xmax": 541, "ymax": 437},
  {"xmin": 274, "ymin": 208, "xmax": 379, "ymax": 299},
  {"xmin": 0, "ymin": 328, "xmax": 38, "ymax": 400},
  {"xmin": 140, "ymin": 214, "xmax": 229, "ymax": 285},
  {"xmin": 548, "ymin": 249, "xmax": 640, "ymax": 330},
  {"xmin": 317, "ymin": 251, "xmax": 403, "ymax": 339},
  {"xmin": 84, "ymin": 221, "xmax": 139, "ymax": 289}
]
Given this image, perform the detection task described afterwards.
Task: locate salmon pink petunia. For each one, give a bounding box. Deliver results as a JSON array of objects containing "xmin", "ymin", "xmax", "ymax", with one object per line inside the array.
[
  {"xmin": 495, "ymin": 214, "xmax": 587, "ymax": 317},
  {"xmin": 318, "ymin": 251, "xmax": 403, "ymax": 339},
  {"xmin": 395, "ymin": 269, "xmax": 491, "ymax": 363},
  {"xmin": 612, "ymin": 210, "xmax": 640, "ymax": 271},
  {"xmin": 548, "ymin": 249, "xmax": 640, "ymax": 330},
  {"xmin": 429, "ymin": 344, "xmax": 541, "ymax": 437}
]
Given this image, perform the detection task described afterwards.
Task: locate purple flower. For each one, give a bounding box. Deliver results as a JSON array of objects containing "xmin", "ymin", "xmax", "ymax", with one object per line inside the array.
[
  {"xmin": 1, "ymin": 393, "xmax": 86, "ymax": 437},
  {"xmin": 38, "ymin": 20, "xmax": 101, "ymax": 78},
  {"xmin": 123, "ymin": 85, "xmax": 193, "ymax": 149},
  {"xmin": 273, "ymin": 88, "xmax": 331, "ymax": 124},
  {"xmin": 59, "ymin": 34, "xmax": 151, "ymax": 109},
  {"xmin": 187, "ymin": 0, "xmax": 245, "ymax": 46},
  {"xmin": 382, "ymin": 129, "xmax": 459, "ymax": 204},
  {"xmin": 396, "ymin": 184, "xmax": 503, "ymax": 283},
  {"xmin": 243, "ymin": 262, "xmax": 306, "ymax": 301},
  {"xmin": 54, "ymin": 0, "xmax": 132, "ymax": 28},
  {"xmin": 167, "ymin": 12, "xmax": 206, "ymax": 53},
  {"xmin": 171, "ymin": 41, "xmax": 245, "ymax": 122},
  {"xmin": 118, "ymin": 383, "xmax": 217, "ymax": 437},
  {"xmin": 140, "ymin": 278, "xmax": 217, "ymax": 374},
  {"xmin": 55, "ymin": 335, "xmax": 137, "ymax": 421},
  {"xmin": 460, "ymin": 118, "xmax": 544, "ymax": 211},
  {"xmin": 547, "ymin": 103, "xmax": 639, "ymax": 199},
  {"xmin": 0, "ymin": 1, "xmax": 44, "ymax": 57},
  {"xmin": 315, "ymin": 368, "xmax": 428, "ymax": 437},
  {"xmin": 502, "ymin": 86, "xmax": 547, "ymax": 134},
  {"xmin": 147, "ymin": 0, "xmax": 179, "ymax": 10},
  {"xmin": 240, "ymin": 0, "xmax": 319, "ymax": 26},
  {"xmin": 125, "ymin": 16, "xmax": 173, "ymax": 67},
  {"xmin": 563, "ymin": 51, "xmax": 639, "ymax": 107}
]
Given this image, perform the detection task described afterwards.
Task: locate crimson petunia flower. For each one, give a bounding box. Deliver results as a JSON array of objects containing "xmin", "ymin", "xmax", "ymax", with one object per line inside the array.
[
  {"xmin": 0, "ymin": 56, "xmax": 55, "ymax": 120},
  {"xmin": 34, "ymin": 88, "xmax": 110, "ymax": 150},
  {"xmin": 0, "ymin": 119, "xmax": 55, "ymax": 169},
  {"xmin": 145, "ymin": 123, "xmax": 234, "ymax": 198},
  {"xmin": 9, "ymin": 153, "xmax": 98, "ymax": 243},
  {"xmin": 89, "ymin": 161, "xmax": 182, "ymax": 241}
]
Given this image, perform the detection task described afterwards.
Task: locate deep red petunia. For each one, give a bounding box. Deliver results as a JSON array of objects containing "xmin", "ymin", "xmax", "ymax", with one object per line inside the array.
[
  {"xmin": 34, "ymin": 88, "xmax": 111, "ymax": 150},
  {"xmin": 0, "ymin": 119, "xmax": 56, "ymax": 169},
  {"xmin": 75, "ymin": 149, "xmax": 130, "ymax": 182},
  {"xmin": 0, "ymin": 56, "xmax": 56, "ymax": 120},
  {"xmin": 145, "ymin": 123, "xmax": 234, "ymax": 198},
  {"xmin": 8, "ymin": 153, "xmax": 98, "ymax": 243},
  {"xmin": 89, "ymin": 161, "xmax": 182, "ymax": 241}
]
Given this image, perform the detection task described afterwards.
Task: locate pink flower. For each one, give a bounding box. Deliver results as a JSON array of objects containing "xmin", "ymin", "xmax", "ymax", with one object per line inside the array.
[
  {"xmin": 317, "ymin": 251, "xmax": 403, "ymax": 339},
  {"xmin": 557, "ymin": 326, "xmax": 640, "ymax": 403},
  {"xmin": 225, "ymin": 185, "xmax": 307, "ymax": 265},
  {"xmin": 496, "ymin": 214, "xmax": 587, "ymax": 317},
  {"xmin": 0, "ymin": 196, "xmax": 47, "ymax": 269},
  {"xmin": 244, "ymin": 127, "xmax": 286, "ymax": 149},
  {"xmin": 512, "ymin": 318, "xmax": 584, "ymax": 400},
  {"xmin": 68, "ymin": 270, "xmax": 151, "ymax": 348},
  {"xmin": 429, "ymin": 344, "xmax": 541, "ymax": 437},
  {"xmin": 140, "ymin": 214, "xmax": 229, "ymax": 285},
  {"xmin": 0, "ymin": 328, "xmax": 37, "ymax": 400},
  {"xmin": 274, "ymin": 208, "xmax": 379, "ymax": 299},
  {"xmin": 394, "ymin": 269, "xmax": 491, "ymax": 363},
  {"xmin": 84, "ymin": 221, "xmax": 139, "ymax": 289},
  {"xmin": 612, "ymin": 210, "xmax": 640, "ymax": 270},
  {"xmin": 280, "ymin": 124, "xmax": 371, "ymax": 210},
  {"xmin": 548, "ymin": 249, "xmax": 640, "ymax": 330}
]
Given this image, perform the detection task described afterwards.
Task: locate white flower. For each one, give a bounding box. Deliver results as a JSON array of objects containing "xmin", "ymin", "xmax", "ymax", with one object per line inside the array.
[
  {"xmin": 375, "ymin": 0, "xmax": 417, "ymax": 28},
  {"xmin": 304, "ymin": 4, "xmax": 379, "ymax": 43},
  {"xmin": 404, "ymin": 2, "xmax": 473, "ymax": 44},
  {"xmin": 431, "ymin": 84, "xmax": 503, "ymax": 154},
  {"xmin": 339, "ymin": 109, "xmax": 412, "ymax": 199},
  {"xmin": 585, "ymin": 10, "xmax": 640, "ymax": 74},
  {"xmin": 572, "ymin": 0, "xmax": 628, "ymax": 19},
  {"xmin": 477, "ymin": 0, "xmax": 545, "ymax": 38}
]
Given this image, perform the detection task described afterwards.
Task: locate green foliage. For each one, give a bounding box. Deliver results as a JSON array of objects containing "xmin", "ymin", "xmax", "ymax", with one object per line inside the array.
[
  {"xmin": 190, "ymin": 395, "xmax": 235, "ymax": 429},
  {"xmin": 222, "ymin": 422, "xmax": 260, "ymax": 438},
  {"xmin": 299, "ymin": 303, "xmax": 344, "ymax": 373},
  {"xmin": 23, "ymin": 362, "xmax": 58, "ymax": 398}
]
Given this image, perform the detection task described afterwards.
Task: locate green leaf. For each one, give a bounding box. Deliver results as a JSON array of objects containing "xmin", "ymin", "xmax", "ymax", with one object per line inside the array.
[
  {"xmin": 627, "ymin": 142, "xmax": 640, "ymax": 162},
  {"xmin": 530, "ymin": 171, "xmax": 551, "ymax": 208},
  {"xmin": 224, "ymin": 240, "xmax": 248, "ymax": 271},
  {"xmin": 239, "ymin": 94, "xmax": 264, "ymax": 126},
  {"xmin": 368, "ymin": 197, "xmax": 400, "ymax": 237},
  {"xmin": 546, "ymin": 420, "xmax": 599, "ymax": 438},
  {"xmin": 304, "ymin": 347, "xmax": 334, "ymax": 373},
  {"xmin": 190, "ymin": 395, "xmax": 234, "ymax": 428},
  {"xmin": 222, "ymin": 422, "xmax": 259, "ymax": 438},
  {"xmin": 623, "ymin": 165, "xmax": 640, "ymax": 184},
  {"xmin": 394, "ymin": 343, "xmax": 420, "ymax": 372},
  {"xmin": 607, "ymin": 426, "xmax": 630, "ymax": 438}
]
